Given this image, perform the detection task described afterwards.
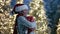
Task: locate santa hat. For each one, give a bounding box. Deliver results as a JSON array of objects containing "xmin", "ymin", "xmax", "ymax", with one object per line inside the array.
[{"xmin": 10, "ymin": 4, "xmax": 29, "ymax": 15}]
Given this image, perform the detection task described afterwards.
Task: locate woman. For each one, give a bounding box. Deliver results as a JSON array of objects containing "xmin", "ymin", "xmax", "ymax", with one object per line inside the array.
[{"xmin": 10, "ymin": 4, "xmax": 36, "ymax": 34}]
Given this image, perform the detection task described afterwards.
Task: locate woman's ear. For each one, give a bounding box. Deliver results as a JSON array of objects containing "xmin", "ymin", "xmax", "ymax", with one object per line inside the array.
[
  {"xmin": 20, "ymin": 11, "xmax": 24, "ymax": 14},
  {"xmin": 18, "ymin": 11, "xmax": 23, "ymax": 14}
]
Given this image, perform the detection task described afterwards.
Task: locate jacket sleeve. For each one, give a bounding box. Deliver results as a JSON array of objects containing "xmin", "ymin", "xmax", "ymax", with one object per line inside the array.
[
  {"xmin": 32, "ymin": 21, "xmax": 37, "ymax": 28},
  {"xmin": 17, "ymin": 16, "xmax": 33, "ymax": 28},
  {"xmin": 29, "ymin": 21, "xmax": 37, "ymax": 29}
]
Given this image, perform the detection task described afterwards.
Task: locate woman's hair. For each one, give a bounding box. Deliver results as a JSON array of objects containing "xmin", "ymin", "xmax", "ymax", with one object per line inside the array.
[{"xmin": 14, "ymin": 10, "xmax": 23, "ymax": 14}]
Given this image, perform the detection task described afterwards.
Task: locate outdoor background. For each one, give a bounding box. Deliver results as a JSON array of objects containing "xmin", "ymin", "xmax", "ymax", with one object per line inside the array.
[{"xmin": 0, "ymin": 0, "xmax": 60, "ymax": 34}]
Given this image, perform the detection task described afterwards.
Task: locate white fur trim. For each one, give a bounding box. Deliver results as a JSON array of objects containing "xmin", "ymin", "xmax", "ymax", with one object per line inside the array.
[{"xmin": 15, "ymin": 5, "xmax": 28, "ymax": 12}]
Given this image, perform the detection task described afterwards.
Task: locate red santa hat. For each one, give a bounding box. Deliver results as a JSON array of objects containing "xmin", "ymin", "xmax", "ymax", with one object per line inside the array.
[
  {"xmin": 13, "ymin": 4, "xmax": 28, "ymax": 12},
  {"xmin": 10, "ymin": 4, "xmax": 29, "ymax": 15}
]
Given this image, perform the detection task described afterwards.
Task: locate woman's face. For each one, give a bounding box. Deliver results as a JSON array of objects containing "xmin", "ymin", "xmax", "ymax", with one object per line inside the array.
[{"xmin": 23, "ymin": 9, "xmax": 29, "ymax": 16}]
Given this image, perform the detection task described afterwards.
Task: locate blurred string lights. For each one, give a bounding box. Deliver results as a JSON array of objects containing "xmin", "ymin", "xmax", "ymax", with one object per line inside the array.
[{"xmin": 0, "ymin": 0, "xmax": 60, "ymax": 34}]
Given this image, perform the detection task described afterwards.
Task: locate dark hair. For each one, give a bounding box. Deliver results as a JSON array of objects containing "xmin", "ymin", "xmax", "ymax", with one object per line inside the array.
[{"xmin": 14, "ymin": 10, "xmax": 24, "ymax": 14}]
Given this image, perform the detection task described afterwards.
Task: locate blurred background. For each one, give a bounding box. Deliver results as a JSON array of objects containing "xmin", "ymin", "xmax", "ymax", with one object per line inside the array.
[{"xmin": 0, "ymin": 0, "xmax": 60, "ymax": 34}]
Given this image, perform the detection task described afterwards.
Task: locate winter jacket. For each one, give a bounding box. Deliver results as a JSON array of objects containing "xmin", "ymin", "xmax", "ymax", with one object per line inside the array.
[{"xmin": 13, "ymin": 14, "xmax": 36, "ymax": 34}]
